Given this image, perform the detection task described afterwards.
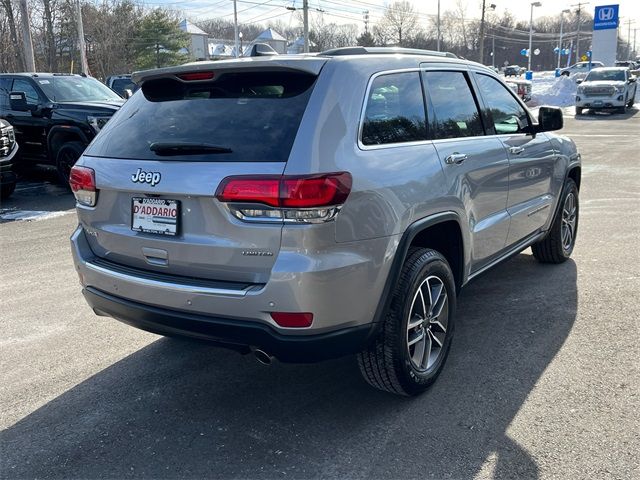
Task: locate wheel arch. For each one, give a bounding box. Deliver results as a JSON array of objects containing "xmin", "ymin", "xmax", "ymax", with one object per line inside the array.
[
  {"xmin": 47, "ymin": 126, "xmax": 90, "ymax": 161},
  {"xmin": 370, "ymin": 212, "xmax": 469, "ymax": 332}
]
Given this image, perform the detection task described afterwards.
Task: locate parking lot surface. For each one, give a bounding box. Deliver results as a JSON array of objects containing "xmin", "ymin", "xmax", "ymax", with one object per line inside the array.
[{"xmin": 1, "ymin": 109, "xmax": 638, "ymax": 479}]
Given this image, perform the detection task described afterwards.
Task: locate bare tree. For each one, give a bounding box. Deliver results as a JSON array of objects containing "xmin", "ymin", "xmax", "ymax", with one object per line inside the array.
[{"xmin": 375, "ymin": 1, "xmax": 419, "ymax": 47}]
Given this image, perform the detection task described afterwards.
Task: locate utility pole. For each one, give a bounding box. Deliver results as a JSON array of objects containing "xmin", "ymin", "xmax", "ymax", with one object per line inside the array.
[
  {"xmin": 436, "ymin": 0, "xmax": 441, "ymax": 51},
  {"xmin": 303, "ymin": 0, "xmax": 309, "ymax": 53},
  {"xmin": 491, "ymin": 35, "xmax": 495, "ymax": 68},
  {"xmin": 571, "ymin": 2, "xmax": 589, "ymax": 62},
  {"xmin": 18, "ymin": 0, "xmax": 36, "ymax": 72},
  {"xmin": 479, "ymin": 3, "xmax": 497, "ymax": 65},
  {"xmin": 363, "ymin": 10, "xmax": 370, "ymax": 34},
  {"xmin": 233, "ymin": 0, "xmax": 239, "ymax": 57},
  {"xmin": 634, "ymin": 28, "xmax": 637, "ymax": 58},
  {"xmin": 479, "ymin": 0, "xmax": 487, "ymax": 64},
  {"xmin": 528, "ymin": 2, "xmax": 542, "ymax": 72},
  {"xmin": 558, "ymin": 9, "xmax": 570, "ymax": 69},
  {"xmin": 75, "ymin": 0, "xmax": 88, "ymax": 74},
  {"xmin": 625, "ymin": 19, "xmax": 635, "ymax": 59}
]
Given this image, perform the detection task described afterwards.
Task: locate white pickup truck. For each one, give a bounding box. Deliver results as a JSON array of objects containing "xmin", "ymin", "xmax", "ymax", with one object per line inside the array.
[{"xmin": 575, "ymin": 67, "xmax": 637, "ymax": 114}]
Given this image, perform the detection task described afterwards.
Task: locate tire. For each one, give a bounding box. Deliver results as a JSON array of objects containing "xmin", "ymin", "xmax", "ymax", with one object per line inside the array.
[
  {"xmin": 56, "ymin": 141, "xmax": 85, "ymax": 185},
  {"xmin": 575, "ymin": 107, "xmax": 583, "ymax": 115},
  {"xmin": 627, "ymin": 95, "xmax": 635, "ymax": 108},
  {"xmin": 0, "ymin": 181, "xmax": 16, "ymax": 200},
  {"xmin": 561, "ymin": 72, "xmax": 570, "ymax": 77},
  {"xmin": 357, "ymin": 248, "xmax": 456, "ymax": 396},
  {"xmin": 532, "ymin": 178, "xmax": 579, "ymax": 264}
]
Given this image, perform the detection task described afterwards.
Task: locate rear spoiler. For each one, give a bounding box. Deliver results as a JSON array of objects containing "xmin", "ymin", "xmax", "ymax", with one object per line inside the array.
[{"xmin": 132, "ymin": 56, "xmax": 327, "ymax": 86}]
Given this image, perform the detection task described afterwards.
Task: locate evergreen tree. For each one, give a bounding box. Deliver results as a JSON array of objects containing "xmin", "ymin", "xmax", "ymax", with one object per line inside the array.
[{"xmin": 134, "ymin": 9, "xmax": 189, "ymax": 70}]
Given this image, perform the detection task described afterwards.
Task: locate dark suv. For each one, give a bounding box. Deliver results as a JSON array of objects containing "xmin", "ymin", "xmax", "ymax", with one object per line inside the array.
[{"xmin": 0, "ymin": 73, "xmax": 124, "ymax": 183}]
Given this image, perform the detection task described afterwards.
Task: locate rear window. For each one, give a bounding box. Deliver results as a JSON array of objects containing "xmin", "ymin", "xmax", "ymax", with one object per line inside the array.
[{"xmin": 85, "ymin": 71, "xmax": 317, "ymax": 162}]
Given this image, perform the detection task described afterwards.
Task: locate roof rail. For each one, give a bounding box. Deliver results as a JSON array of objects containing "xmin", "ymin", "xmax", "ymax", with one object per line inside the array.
[{"xmin": 319, "ymin": 46, "xmax": 458, "ymax": 59}]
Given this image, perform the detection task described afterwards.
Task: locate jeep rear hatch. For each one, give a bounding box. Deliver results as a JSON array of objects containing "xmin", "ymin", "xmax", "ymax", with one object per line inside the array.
[{"xmin": 77, "ymin": 63, "xmax": 324, "ymax": 283}]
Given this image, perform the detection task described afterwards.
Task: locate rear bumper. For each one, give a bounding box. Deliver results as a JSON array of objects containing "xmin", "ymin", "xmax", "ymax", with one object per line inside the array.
[{"xmin": 83, "ymin": 286, "xmax": 373, "ymax": 362}]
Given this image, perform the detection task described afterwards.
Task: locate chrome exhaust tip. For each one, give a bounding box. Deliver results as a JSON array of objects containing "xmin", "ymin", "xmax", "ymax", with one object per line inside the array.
[{"xmin": 253, "ymin": 348, "xmax": 274, "ymax": 366}]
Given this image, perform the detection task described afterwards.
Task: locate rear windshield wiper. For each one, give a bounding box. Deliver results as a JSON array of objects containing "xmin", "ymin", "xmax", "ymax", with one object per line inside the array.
[{"xmin": 149, "ymin": 142, "xmax": 233, "ymax": 156}]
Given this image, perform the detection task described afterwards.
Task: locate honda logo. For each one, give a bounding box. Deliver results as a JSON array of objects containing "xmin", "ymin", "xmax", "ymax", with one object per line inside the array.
[{"xmin": 598, "ymin": 7, "xmax": 614, "ymax": 21}]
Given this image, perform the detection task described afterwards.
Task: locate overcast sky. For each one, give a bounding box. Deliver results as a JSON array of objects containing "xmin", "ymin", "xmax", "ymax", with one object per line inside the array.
[{"xmin": 160, "ymin": 0, "xmax": 639, "ymax": 42}]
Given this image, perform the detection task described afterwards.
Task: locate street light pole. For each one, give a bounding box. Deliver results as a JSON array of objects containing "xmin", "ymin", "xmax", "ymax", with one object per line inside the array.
[
  {"xmin": 479, "ymin": 2, "xmax": 496, "ymax": 65},
  {"xmin": 528, "ymin": 2, "xmax": 542, "ymax": 72},
  {"xmin": 558, "ymin": 9, "xmax": 570, "ymax": 69}
]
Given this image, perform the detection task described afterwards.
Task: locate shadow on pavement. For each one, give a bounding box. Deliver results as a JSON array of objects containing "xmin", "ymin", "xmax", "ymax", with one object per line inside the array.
[{"xmin": 0, "ymin": 253, "xmax": 577, "ymax": 479}]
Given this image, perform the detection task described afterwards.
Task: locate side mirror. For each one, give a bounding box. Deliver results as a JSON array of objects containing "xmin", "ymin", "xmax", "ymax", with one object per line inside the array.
[
  {"xmin": 629, "ymin": 77, "xmax": 636, "ymax": 83},
  {"xmin": 9, "ymin": 91, "xmax": 30, "ymax": 112},
  {"xmin": 123, "ymin": 88, "xmax": 133, "ymax": 99},
  {"xmin": 575, "ymin": 79, "xmax": 583, "ymax": 84},
  {"xmin": 537, "ymin": 106, "xmax": 563, "ymax": 132}
]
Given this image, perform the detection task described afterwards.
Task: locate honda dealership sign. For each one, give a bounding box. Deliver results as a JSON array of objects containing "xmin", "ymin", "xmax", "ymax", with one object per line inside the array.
[
  {"xmin": 591, "ymin": 4, "xmax": 620, "ymax": 66},
  {"xmin": 594, "ymin": 5, "xmax": 619, "ymax": 30}
]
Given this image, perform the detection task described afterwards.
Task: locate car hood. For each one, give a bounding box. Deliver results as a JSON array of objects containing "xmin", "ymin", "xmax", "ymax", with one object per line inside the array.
[
  {"xmin": 54, "ymin": 100, "xmax": 124, "ymax": 114},
  {"xmin": 581, "ymin": 81, "xmax": 625, "ymax": 87}
]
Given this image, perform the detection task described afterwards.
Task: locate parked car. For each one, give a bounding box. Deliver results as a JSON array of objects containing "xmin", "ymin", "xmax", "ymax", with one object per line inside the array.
[
  {"xmin": 504, "ymin": 65, "xmax": 524, "ymax": 77},
  {"xmin": 0, "ymin": 118, "xmax": 19, "ymax": 200},
  {"xmin": 70, "ymin": 47, "xmax": 581, "ymax": 396},
  {"xmin": 105, "ymin": 74, "xmax": 138, "ymax": 99},
  {"xmin": 505, "ymin": 78, "xmax": 532, "ymax": 102},
  {"xmin": 560, "ymin": 61, "xmax": 604, "ymax": 77},
  {"xmin": 575, "ymin": 67, "xmax": 637, "ymax": 114},
  {"xmin": 615, "ymin": 60, "xmax": 640, "ymax": 77},
  {"xmin": 0, "ymin": 73, "xmax": 124, "ymax": 183}
]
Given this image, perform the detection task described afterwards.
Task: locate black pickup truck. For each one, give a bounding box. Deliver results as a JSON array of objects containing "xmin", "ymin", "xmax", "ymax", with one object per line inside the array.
[
  {"xmin": 0, "ymin": 118, "xmax": 18, "ymax": 200},
  {"xmin": 0, "ymin": 73, "xmax": 123, "ymax": 183}
]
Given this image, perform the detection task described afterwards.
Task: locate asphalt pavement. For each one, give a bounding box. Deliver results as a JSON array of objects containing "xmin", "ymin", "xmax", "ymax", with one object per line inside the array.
[{"xmin": 1, "ymin": 108, "xmax": 638, "ymax": 479}]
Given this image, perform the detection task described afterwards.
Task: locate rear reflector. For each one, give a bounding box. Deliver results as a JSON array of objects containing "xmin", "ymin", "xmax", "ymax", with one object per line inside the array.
[
  {"xmin": 177, "ymin": 71, "xmax": 215, "ymax": 81},
  {"xmin": 270, "ymin": 312, "xmax": 314, "ymax": 328},
  {"xmin": 216, "ymin": 172, "xmax": 352, "ymax": 209},
  {"xmin": 69, "ymin": 165, "xmax": 97, "ymax": 207}
]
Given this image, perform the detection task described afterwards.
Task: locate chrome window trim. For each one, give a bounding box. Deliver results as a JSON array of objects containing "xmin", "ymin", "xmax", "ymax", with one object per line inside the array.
[{"xmin": 357, "ymin": 68, "xmax": 428, "ymax": 151}]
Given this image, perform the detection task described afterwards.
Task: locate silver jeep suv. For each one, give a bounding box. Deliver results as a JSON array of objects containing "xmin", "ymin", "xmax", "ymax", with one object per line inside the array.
[{"xmin": 70, "ymin": 47, "xmax": 581, "ymax": 396}]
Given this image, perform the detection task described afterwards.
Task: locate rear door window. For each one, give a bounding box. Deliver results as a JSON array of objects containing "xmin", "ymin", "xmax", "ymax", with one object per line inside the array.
[
  {"xmin": 422, "ymin": 71, "xmax": 485, "ymax": 139},
  {"xmin": 474, "ymin": 74, "xmax": 530, "ymax": 135},
  {"xmin": 361, "ymin": 72, "xmax": 427, "ymax": 146},
  {"xmin": 11, "ymin": 79, "xmax": 40, "ymax": 106},
  {"xmin": 85, "ymin": 71, "xmax": 317, "ymax": 162}
]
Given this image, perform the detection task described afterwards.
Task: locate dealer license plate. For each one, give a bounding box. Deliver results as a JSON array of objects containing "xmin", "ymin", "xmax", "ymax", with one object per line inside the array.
[{"xmin": 132, "ymin": 197, "xmax": 180, "ymax": 236}]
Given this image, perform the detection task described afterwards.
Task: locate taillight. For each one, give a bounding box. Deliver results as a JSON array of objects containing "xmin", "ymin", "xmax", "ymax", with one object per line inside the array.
[
  {"xmin": 270, "ymin": 312, "xmax": 314, "ymax": 328},
  {"xmin": 216, "ymin": 173, "xmax": 352, "ymax": 223},
  {"xmin": 69, "ymin": 165, "xmax": 97, "ymax": 207}
]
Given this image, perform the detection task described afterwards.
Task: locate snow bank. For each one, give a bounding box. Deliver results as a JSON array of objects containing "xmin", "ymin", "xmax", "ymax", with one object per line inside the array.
[{"xmin": 528, "ymin": 75, "xmax": 577, "ymax": 107}]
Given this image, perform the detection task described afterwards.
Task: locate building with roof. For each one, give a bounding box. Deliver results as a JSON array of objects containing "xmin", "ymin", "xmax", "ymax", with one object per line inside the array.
[
  {"xmin": 250, "ymin": 28, "xmax": 287, "ymax": 54},
  {"xmin": 179, "ymin": 19, "xmax": 209, "ymax": 61}
]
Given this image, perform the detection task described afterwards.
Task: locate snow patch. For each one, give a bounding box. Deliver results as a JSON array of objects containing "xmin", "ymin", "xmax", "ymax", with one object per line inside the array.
[
  {"xmin": 528, "ymin": 74, "xmax": 577, "ymax": 108},
  {"xmin": 0, "ymin": 209, "xmax": 73, "ymax": 222}
]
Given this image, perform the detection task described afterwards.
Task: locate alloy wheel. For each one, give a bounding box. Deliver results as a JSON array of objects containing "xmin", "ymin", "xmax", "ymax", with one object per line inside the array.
[{"xmin": 406, "ymin": 275, "xmax": 449, "ymax": 372}]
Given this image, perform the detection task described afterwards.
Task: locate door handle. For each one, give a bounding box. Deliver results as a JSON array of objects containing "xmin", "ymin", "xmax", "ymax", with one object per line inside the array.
[
  {"xmin": 444, "ymin": 153, "xmax": 468, "ymax": 165},
  {"xmin": 509, "ymin": 146, "xmax": 525, "ymax": 155}
]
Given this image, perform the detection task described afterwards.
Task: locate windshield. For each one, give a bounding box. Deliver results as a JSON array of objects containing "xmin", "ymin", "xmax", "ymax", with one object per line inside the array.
[
  {"xmin": 36, "ymin": 76, "xmax": 122, "ymax": 102},
  {"xmin": 585, "ymin": 70, "xmax": 626, "ymax": 82},
  {"xmin": 110, "ymin": 78, "xmax": 137, "ymax": 97},
  {"xmin": 85, "ymin": 70, "xmax": 317, "ymax": 162}
]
